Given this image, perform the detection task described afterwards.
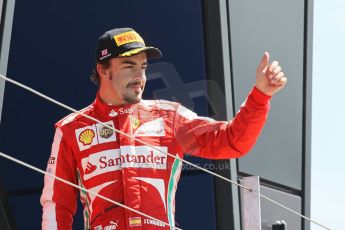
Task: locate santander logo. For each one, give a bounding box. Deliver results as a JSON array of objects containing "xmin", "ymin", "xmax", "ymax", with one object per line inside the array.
[
  {"xmin": 84, "ymin": 162, "xmax": 97, "ymax": 174},
  {"xmin": 119, "ymin": 107, "xmax": 134, "ymax": 114},
  {"xmin": 81, "ymin": 146, "xmax": 168, "ymax": 180}
]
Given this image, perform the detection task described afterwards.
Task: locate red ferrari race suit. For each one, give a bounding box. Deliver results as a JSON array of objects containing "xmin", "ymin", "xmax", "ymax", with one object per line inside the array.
[{"xmin": 40, "ymin": 86, "xmax": 271, "ymax": 230}]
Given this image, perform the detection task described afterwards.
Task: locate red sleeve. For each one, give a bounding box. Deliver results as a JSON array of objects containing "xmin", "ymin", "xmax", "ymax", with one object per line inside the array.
[
  {"xmin": 175, "ymin": 86, "xmax": 271, "ymax": 159},
  {"xmin": 40, "ymin": 127, "xmax": 78, "ymax": 230}
]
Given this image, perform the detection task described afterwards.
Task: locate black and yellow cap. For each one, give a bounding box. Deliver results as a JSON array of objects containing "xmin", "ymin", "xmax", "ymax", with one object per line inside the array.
[{"xmin": 96, "ymin": 28, "xmax": 162, "ymax": 63}]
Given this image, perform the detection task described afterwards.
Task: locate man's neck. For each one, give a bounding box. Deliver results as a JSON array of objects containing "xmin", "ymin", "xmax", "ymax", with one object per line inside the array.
[{"xmin": 99, "ymin": 87, "xmax": 124, "ymax": 106}]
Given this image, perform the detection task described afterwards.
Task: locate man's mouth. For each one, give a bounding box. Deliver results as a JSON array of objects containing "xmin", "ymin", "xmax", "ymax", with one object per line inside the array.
[
  {"xmin": 127, "ymin": 82, "xmax": 143, "ymax": 92},
  {"xmin": 127, "ymin": 81, "xmax": 143, "ymax": 90},
  {"xmin": 127, "ymin": 83, "xmax": 142, "ymax": 88}
]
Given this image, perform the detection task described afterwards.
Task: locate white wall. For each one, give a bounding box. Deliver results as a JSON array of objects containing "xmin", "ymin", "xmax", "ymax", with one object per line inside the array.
[{"xmin": 311, "ymin": 0, "xmax": 345, "ymax": 229}]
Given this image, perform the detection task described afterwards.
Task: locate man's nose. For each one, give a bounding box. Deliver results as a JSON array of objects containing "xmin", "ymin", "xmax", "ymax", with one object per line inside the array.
[{"xmin": 135, "ymin": 69, "xmax": 146, "ymax": 81}]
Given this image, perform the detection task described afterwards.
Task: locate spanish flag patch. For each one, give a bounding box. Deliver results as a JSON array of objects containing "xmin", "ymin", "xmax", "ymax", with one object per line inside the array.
[{"xmin": 129, "ymin": 217, "xmax": 142, "ymax": 227}]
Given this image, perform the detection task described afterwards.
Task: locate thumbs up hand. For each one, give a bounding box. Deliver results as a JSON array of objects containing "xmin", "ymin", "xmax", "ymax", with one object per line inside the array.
[{"xmin": 255, "ymin": 52, "xmax": 287, "ymax": 96}]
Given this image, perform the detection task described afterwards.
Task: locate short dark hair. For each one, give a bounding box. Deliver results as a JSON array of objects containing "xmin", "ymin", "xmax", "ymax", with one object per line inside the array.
[{"xmin": 90, "ymin": 60, "xmax": 111, "ymax": 86}]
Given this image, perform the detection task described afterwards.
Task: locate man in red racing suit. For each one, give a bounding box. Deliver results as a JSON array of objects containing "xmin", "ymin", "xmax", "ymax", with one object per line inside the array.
[{"xmin": 40, "ymin": 28, "xmax": 287, "ymax": 230}]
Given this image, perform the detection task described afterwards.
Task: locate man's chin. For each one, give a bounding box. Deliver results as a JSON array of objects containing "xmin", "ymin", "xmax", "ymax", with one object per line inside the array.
[{"xmin": 123, "ymin": 95, "xmax": 142, "ymax": 104}]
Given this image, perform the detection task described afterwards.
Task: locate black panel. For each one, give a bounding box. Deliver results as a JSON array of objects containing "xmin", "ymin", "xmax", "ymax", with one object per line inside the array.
[
  {"xmin": 0, "ymin": 182, "xmax": 16, "ymax": 230},
  {"xmin": 202, "ymin": 0, "xmax": 240, "ymax": 229}
]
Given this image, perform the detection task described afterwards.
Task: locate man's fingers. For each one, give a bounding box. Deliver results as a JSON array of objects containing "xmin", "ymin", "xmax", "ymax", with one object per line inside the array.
[
  {"xmin": 257, "ymin": 51, "xmax": 270, "ymax": 73},
  {"xmin": 269, "ymin": 66, "xmax": 282, "ymax": 79},
  {"xmin": 270, "ymin": 72, "xmax": 285, "ymax": 85},
  {"xmin": 268, "ymin": 61, "xmax": 279, "ymax": 72},
  {"xmin": 277, "ymin": 76, "xmax": 287, "ymax": 86}
]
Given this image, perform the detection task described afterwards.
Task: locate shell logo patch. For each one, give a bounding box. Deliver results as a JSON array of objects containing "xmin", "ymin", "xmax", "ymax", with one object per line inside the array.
[{"xmin": 79, "ymin": 129, "xmax": 95, "ymax": 146}]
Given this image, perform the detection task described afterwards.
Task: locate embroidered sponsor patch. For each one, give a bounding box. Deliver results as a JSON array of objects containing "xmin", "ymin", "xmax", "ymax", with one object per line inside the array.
[
  {"xmin": 48, "ymin": 157, "xmax": 55, "ymax": 164},
  {"xmin": 101, "ymin": 49, "xmax": 108, "ymax": 56},
  {"xmin": 94, "ymin": 220, "xmax": 119, "ymax": 230},
  {"xmin": 75, "ymin": 121, "xmax": 116, "ymax": 151},
  {"xmin": 96, "ymin": 121, "xmax": 117, "ymax": 144},
  {"xmin": 144, "ymin": 218, "xmax": 166, "ymax": 227},
  {"xmin": 133, "ymin": 118, "xmax": 165, "ymax": 137},
  {"xmin": 79, "ymin": 129, "xmax": 96, "ymax": 146},
  {"xmin": 75, "ymin": 125, "xmax": 98, "ymax": 151},
  {"xmin": 120, "ymin": 145, "xmax": 167, "ymax": 169},
  {"xmin": 81, "ymin": 149, "xmax": 121, "ymax": 180},
  {"xmin": 108, "ymin": 109, "xmax": 118, "ymax": 117},
  {"xmin": 129, "ymin": 217, "xmax": 142, "ymax": 227},
  {"xmin": 131, "ymin": 117, "xmax": 140, "ymax": 129},
  {"xmin": 114, "ymin": 31, "xmax": 144, "ymax": 46},
  {"xmin": 81, "ymin": 146, "xmax": 168, "ymax": 180}
]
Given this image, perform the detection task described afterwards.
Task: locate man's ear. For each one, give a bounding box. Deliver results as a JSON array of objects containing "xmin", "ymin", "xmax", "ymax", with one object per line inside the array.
[{"xmin": 96, "ymin": 64, "xmax": 107, "ymax": 78}]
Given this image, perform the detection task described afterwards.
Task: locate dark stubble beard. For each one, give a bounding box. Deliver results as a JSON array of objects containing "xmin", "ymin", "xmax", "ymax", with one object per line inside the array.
[
  {"xmin": 123, "ymin": 81, "xmax": 145, "ymax": 104},
  {"xmin": 109, "ymin": 71, "xmax": 143, "ymax": 104},
  {"xmin": 123, "ymin": 93, "xmax": 141, "ymax": 104}
]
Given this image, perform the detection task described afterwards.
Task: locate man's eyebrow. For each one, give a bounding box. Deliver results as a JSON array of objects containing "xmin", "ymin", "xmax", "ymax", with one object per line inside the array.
[{"xmin": 120, "ymin": 60, "xmax": 148, "ymax": 65}]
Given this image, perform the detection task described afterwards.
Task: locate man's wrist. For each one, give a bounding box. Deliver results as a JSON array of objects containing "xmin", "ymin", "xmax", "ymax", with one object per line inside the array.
[{"xmin": 249, "ymin": 86, "xmax": 272, "ymax": 106}]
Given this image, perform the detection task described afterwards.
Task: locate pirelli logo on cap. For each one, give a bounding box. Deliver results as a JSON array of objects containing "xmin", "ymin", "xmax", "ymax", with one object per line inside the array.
[{"xmin": 114, "ymin": 31, "xmax": 144, "ymax": 46}]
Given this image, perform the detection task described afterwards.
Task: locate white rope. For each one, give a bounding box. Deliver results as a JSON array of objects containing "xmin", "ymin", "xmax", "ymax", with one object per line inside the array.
[
  {"xmin": 0, "ymin": 74, "xmax": 331, "ymax": 230},
  {"xmin": 259, "ymin": 194, "xmax": 331, "ymax": 230},
  {"xmin": 0, "ymin": 151, "xmax": 181, "ymax": 230},
  {"xmin": 0, "ymin": 74, "xmax": 249, "ymax": 191}
]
